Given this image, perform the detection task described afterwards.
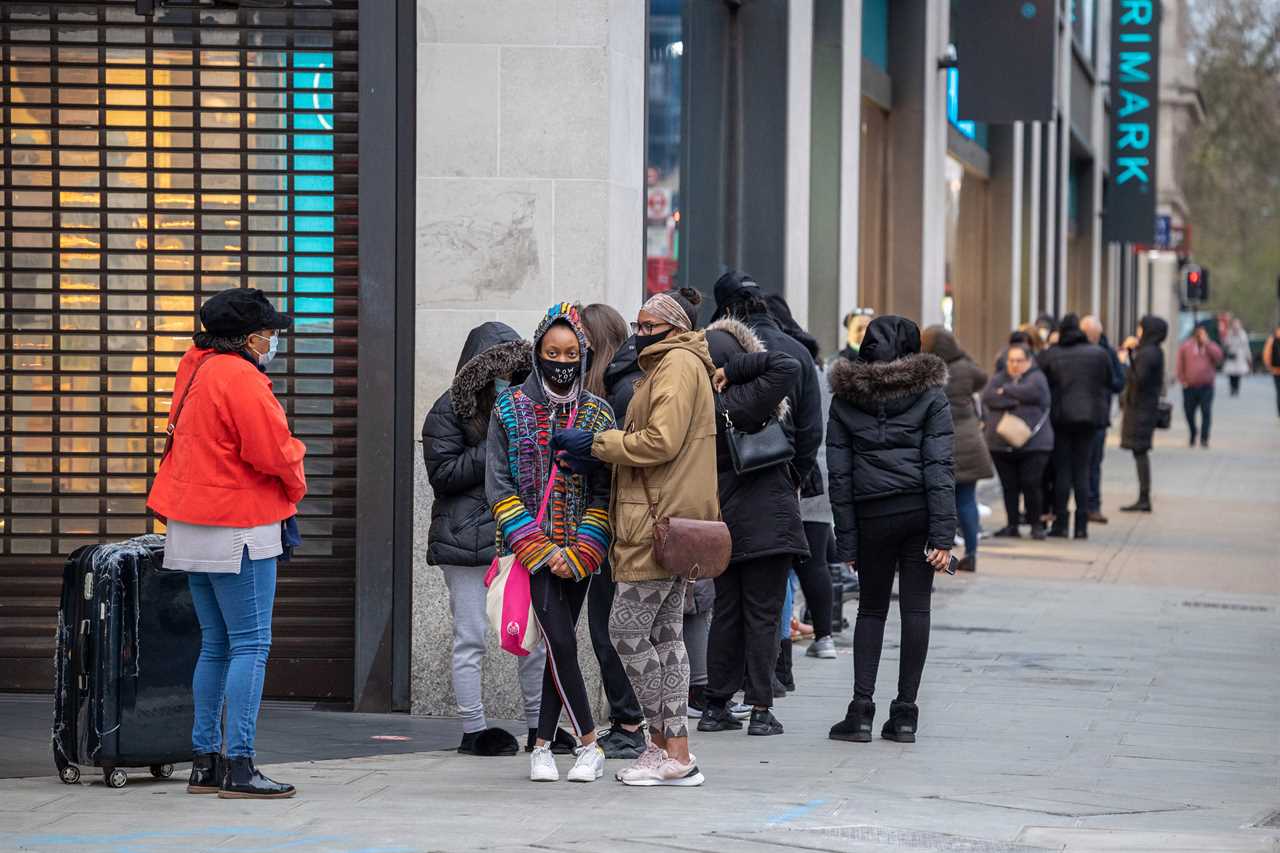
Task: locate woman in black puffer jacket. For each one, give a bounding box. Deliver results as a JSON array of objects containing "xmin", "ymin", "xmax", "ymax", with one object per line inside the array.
[
  {"xmin": 826, "ymin": 316, "xmax": 955, "ymax": 746},
  {"xmin": 423, "ymin": 322, "xmax": 546, "ymax": 757},
  {"xmin": 695, "ymin": 318, "xmax": 806, "ymax": 738},
  {"xmin": 1119, "ymin": 314, "xmax": 1168, "ymax": 512}
]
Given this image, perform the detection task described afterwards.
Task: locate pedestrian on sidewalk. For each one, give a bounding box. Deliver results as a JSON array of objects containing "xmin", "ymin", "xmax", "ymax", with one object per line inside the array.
[
  {"xmin": 1223, "ymin": 317, "xmax": 1252, "ymax": 397},
  {"xmin": 826, "ymin": 316, "xmax": 956, "ymax": 745},
  {"xmin": 1119, "ymin": 315, "xmax": 1168, "ymax": 513},
  {"xmin": 1177, "ymin": 325, "xmax": 1224, "ymax": 448},
  {"xmin": 1037, "ymin": 314, "xmax": 1113, "ymax": 540},
  {"xmin": 697, "ymin": 316, "xmax": 805, "ymax": 738},
  {"xmin": 148, "ymin": 288, "xmax": 306, "ymax": 799},
  {"xmin": 485, "ymin": 303, "xmax": 616, "ymax": 784},
  {"xmin": 982, "ymin": 343, "xmax": 1054, "ymax": 540},
  {"xmin": 423, "ymin": 322, "xmax": 548, "ymax": 758},
  {"xmin": 1080, "ymin": 316, "xmax": 1127, "ymax": 525},
  {"xmin": 838, "ymin": 308, "xmax": 875, "ymax": 362},
  {"xmin": 765, "ymin": 294, "xmax": 840, "ymax": 672},
  {"xmin": 556, "ymin": 287, "xmax": 717, "ymax": 788},
  {"xmin": 579, "ymin": 304, "xmax": 648, "ymax": 760},
  {"xmin": 922, "ymin": 326, "xmax": 993, "ymax": 571},
  {"xmin": 1264, "ymin": 325, "xmax": 1280, "ymax": 417}
]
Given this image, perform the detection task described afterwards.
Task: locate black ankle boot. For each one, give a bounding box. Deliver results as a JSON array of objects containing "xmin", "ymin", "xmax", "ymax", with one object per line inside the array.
[
  {"xmin": 829, "ymin": 697, "xmax": 875, "ymax": 743},
  {"xmin": 187, "ymin": 752, "xmax": 224, "ymax": 794},
  {"xmin": 881, "ymin": 700, "xmax": 919, "ymax": 743},
  {"xmin": 1120, "ymin": 497, "xmax": 1152, "ymax": 512},
  {"xmin": 218, "ymin": 756, "xmax": 295, "ymax": 799}
]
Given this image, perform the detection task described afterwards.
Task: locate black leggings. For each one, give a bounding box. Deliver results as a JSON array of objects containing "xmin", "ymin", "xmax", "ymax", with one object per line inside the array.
[
  {"xmin": 795, "ymin": 522, "xmax": 836, "ymax": 638},
  {"xmin": 586, "ymin": 562, "xmax": 644, "ymax": 726},
  {"xmin": 530, "ymin": 569, "xmax": 594, "ymax": 742},
  {"xmin": 992, "ymin": 451, "xmax": 1050, "ymax": 528},
  {"xmin": 1133, "ymin": 449, "xmax": 1151, "ymax": 499},
  {"xmin": 853, "ymin": 508, "xmax": 932, "ymax": 704}
]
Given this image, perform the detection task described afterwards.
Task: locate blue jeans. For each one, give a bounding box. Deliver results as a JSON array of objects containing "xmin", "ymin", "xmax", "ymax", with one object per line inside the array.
[
  {"xmin": 955, "ymin": 482, "xmax": 979, "ymax": 556},
  {"xmin": 187, "ymin": 550, "xmax": 277, "ymax": 758}
]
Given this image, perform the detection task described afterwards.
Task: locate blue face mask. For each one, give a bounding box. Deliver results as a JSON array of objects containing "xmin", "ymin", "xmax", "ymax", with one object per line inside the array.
[
  {"xmin": 494, "ymin": 377, "xmax": 511, "ymax": 393},
  {"xmin": 252, "ymin": 333, "xmax": 278, "ymax": 368}
]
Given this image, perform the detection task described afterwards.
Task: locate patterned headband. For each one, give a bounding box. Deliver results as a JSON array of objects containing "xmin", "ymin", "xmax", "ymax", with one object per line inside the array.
[{"xmin": 641, "ymin": 291, "xmax": 693, "ymax": 332}]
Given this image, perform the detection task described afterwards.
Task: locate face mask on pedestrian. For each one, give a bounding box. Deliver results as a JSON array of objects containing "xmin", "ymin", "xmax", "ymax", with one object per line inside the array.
[
  {"xmin": 250, "ymin": 332, "xmax": 278, "ymax": 368},
  {"xmin": 493, "ymin": 377, "xmax": 511, "ymax": 393},
  {"xmin": 538, "ymin": 357, "xmax": 579, "ymax": 388}
]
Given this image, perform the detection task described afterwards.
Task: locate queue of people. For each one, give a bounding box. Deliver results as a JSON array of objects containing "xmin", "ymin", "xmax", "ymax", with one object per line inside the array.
[{"xmin": 154, "ymin": 279, "xmax": 1249, "ymax": 798}]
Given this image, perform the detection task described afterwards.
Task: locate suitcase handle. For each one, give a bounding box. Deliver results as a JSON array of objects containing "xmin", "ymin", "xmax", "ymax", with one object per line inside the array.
[{"xmin": 76, "ymin": 619, "xmax": 92, "ymax": 682}]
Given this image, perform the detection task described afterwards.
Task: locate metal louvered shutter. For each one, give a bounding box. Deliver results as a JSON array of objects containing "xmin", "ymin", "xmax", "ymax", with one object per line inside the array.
[{"xmin": 0, "ymin": 0, "xmax": 358, "ymax": 699}]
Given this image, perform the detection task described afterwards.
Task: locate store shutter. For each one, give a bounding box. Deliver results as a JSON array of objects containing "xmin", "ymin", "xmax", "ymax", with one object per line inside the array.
[{"xmin": 0, "ymin": 0, "xmax": 359, "ymax": 699}]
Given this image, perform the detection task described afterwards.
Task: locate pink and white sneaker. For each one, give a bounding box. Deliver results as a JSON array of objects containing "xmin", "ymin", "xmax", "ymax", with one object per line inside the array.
[
  {"xmin": 620, "ymin": 753, "xmax": 705, "ymax": 787},
  {"xmin": 614, "ymin": 743, "xmax": 666, "ymax": 783}
]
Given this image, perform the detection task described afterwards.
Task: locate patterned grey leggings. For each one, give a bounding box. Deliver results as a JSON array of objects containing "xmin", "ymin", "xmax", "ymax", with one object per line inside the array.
[{"xmin": 610, "ymin": 578, "xmax": 690, "ymax": 739}]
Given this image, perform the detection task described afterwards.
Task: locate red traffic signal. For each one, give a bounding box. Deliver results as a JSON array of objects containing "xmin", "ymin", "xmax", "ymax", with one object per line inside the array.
[{"xmin": 1182, "ymin": 263, "xmax": 1209, "ymax": 304}]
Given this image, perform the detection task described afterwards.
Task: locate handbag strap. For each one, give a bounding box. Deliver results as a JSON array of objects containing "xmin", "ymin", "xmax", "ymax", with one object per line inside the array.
[
  {"xmin": 1028, "ymin": 408, "xmax": 1050, "ymax": 437},
  {"xmin": 162, "ymin": 354, "xmax": 221, "ymax": 463}
]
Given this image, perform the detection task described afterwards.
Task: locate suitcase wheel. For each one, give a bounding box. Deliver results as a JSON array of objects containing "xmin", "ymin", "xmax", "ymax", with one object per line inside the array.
[
  {"xmin": 59, "ymin": 765, "xmax": 81, "ymax": 785},
  {"xmin": 150, "ymin": 764, "xmax": 174, "ymax": 780},
  {"xmin": 104, "ymin": 768, "xmax": 128, "ymax": 789}
]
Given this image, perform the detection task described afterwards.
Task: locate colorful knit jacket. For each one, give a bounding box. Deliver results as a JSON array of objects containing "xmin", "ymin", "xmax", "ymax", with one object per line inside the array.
[{"xmin": 482, "ymin": 303, "xmax": 615, "ymax": 580}]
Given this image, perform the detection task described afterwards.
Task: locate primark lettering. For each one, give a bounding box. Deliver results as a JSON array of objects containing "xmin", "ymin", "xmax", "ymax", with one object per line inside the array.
[{"xmin": 1104, "ymin": 0, "xmax": 1161, "ymax": 242}]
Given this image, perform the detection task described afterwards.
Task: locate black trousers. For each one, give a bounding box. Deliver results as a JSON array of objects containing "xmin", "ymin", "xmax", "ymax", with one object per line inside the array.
[
  {"xmin": 853, "ymin": 508, "xmax": 932, "ymax": 703},
  {"xmin": 795, "ymin": 522, "xmax": 836, "ymax": 639},
  {"xmin": 586, "ymin": 562, "xmax": 644, "ymax": 726},
  {"xmin": 1183, "ymin": 385, "xmax": 1214, "ymax": 443},
  {"xmin": 993, "ymin": 451, "xmax": 1050, "ymax": 529},
  {"xmin": 530, "ymin": 569, "xmax": 593, "ymax": 742},
  {"xmin": 1228, "ymin": 375, "xmax": 1241, "ymax": 395},
  {"xmin": 1052, "ymin": 425, "xmax": 1095, "ymax": 533},
  {"xmin": 706, "ymin": 553, "xmax": 791, "ymax": 709},
  {"xmin": 1132, "ymin": 449, "xmax": 1151, "ymax": 500}
]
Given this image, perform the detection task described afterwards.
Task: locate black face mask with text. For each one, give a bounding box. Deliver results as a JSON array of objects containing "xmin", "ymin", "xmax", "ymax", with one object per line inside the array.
[{"xmin": 538, "ymin": 357, "xmax": 580, "ymax": 389}]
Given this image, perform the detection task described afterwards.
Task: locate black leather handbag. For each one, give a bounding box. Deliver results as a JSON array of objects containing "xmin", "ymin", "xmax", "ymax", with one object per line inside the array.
[{"xmin": 719, "ymin": 401, "xmax": 795, "ymax": 475}]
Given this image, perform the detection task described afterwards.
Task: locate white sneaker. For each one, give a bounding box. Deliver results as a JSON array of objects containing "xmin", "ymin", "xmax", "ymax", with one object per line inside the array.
[
  {"xmin": 621, "ymin": 754, "xmax": 705, "ymax": 787},
  {"xmin": 615, "ymin": 743, "xmax": 667, "ymax": 783},
  {"xmin": 529, "ymin": 745, "xmax": 558, "ymax": 782},
  {"xmin": 729, "ymin": 702, "xmax": 752, "ymax": 720},
  {"xmin": 566, "ymin": 744, "xmax": 605, "ymax": 782}
]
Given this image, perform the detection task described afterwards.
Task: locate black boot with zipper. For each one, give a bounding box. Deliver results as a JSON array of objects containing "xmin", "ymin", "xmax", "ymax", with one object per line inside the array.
[
  {"xmin": 186, "ymin": 752, "xmax": 224, "ymax": 794},
  {"xmin": 881, "ymin": 700, "xmax": 919, "ymax": 743},
  {"xmin": 218, "ymin": 756, "xmax": 296, "ymax": 799},
  {"xmin": 828, "ymin": 697, "xmax": 875, "ymax": 743}
]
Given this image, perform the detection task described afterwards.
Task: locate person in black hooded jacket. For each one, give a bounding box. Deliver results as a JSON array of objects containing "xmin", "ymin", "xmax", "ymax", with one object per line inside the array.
[
  {"xmin": 422, "ymin": 322, "xmax": 547, "ymax": 757},
  {"xmin": 695, "ymin": 318, "xmax": 806, "ymax": 738},
  {"xmin": 1119, "ymin": 315, "xmax": 1169, "ymax": 512},
  {"xmin": 1037, "ymin": 313, "xmax": 1114, "ymax": 540},
  {"xmin": 711, "ymin": 271, "xmax": 823, "ymax": 485},
  {"xmin": 825, "ymin": 316, "xmax": 955, "ymax": 746}
]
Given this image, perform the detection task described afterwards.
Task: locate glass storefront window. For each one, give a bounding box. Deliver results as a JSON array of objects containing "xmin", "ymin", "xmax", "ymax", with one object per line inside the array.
[{"xmin": 645, "ymin": 0, "xmax": 683, "ymax": 297}]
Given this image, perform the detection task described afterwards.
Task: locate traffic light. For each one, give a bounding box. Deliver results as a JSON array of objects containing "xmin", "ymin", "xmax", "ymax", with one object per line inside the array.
[{"xmin": 1183, "ymin": 264, "xmax": 1209, "ymax": 304}]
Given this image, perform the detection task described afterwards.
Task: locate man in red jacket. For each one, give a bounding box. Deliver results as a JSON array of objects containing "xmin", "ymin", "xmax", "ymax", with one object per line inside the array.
[{"xmin": 1176, "ymin": 325, "xmax": 1224, "ymax": 448}]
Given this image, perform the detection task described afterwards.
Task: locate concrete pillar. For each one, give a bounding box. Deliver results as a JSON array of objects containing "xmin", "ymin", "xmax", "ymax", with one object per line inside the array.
[
  {"xmin": 786, "ymin": 0, "xmax": 814, "ymax": 321},
  {"xmin": 885, "ymin": 0, "xmax": 948, "ymax": 323},
  {"xmin": 1027, "ymin": 121, "xmax": 1041, "ymax": 322},
  {"xmin": 838, "ymin": 0, "xmax": 862, "ymax": 332},
  {"xmin": 411, "ymin": 0, "xmax": 645, "ymax": 721}
]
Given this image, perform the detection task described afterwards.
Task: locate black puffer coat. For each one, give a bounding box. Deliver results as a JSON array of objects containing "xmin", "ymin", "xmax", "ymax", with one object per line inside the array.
[
  {"xmin": 922, "ymin": 327, "xmax": 994, "ymax": 483},
  {"xmin": 827, "ymin": 317, "xmax": 956, "ymax": 563},
  {"xmin": 423, "ymin": 322, "xmax": 531, "ymax": 567},
  {"xmin": 1120, "ymin": 315, "xmax": 1168, "ymax": 452},
  {"xmin": 705, "ymin": 319, "xmax": 809, "ymax": 563},
  {"xmin": 1038, "ymin": 327, "xmax": 1114, "ymax": 429},
  {"xmin": 603, "ymin": 336, "xmax": 642, "ymax": 424}
]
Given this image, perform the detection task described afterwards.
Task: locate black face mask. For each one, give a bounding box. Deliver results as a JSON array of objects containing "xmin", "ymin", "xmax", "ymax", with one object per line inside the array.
[
  {"xmin": 634, "ymin": 331, "xmax": 671, "ymax": 355},
  {"xmin": 538, "ymin": 356, "xmax": 580, "ymax": 389}
]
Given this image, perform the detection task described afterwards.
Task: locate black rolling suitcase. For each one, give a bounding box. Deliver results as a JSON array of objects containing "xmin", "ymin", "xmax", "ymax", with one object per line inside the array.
[{"xmin": 52, "ymin": 535, "xmax": 201, "ymax": 788}]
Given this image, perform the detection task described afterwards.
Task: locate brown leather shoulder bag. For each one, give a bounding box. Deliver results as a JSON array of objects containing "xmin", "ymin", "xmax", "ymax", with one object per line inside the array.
[{"xmin": 638, "ymin": 468, "xmax": 731, "ymax": 581}]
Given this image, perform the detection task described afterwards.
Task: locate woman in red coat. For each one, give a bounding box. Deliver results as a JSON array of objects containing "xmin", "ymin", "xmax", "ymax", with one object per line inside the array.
[{"xmin": 147, "ymin": 288, "xmax": 306, "ymax": 799}]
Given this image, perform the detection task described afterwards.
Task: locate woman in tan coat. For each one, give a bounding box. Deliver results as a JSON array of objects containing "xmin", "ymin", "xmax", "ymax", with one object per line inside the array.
[{"xmin": 550, "ymin": 287, "xmax": 718, "ymax": 788}]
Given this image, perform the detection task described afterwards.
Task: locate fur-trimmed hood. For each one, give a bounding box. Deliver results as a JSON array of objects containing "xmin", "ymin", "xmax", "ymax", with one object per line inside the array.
[
  {"xmin": 450, "ymin": 337, "xmax": 532, "ymax": 421},
  {"xmin": 705, "ymin": 317, "xmax": 790, "ymax": 420},
  {"xmin": 829, "ymin": 352, "xmax": 948, "ymax": 406}
]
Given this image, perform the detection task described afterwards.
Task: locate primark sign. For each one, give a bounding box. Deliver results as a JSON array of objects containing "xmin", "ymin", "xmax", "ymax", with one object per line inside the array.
[{"xmin": 1104, "ymin": 0, "xmax": 1162, "ymax": 243}]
